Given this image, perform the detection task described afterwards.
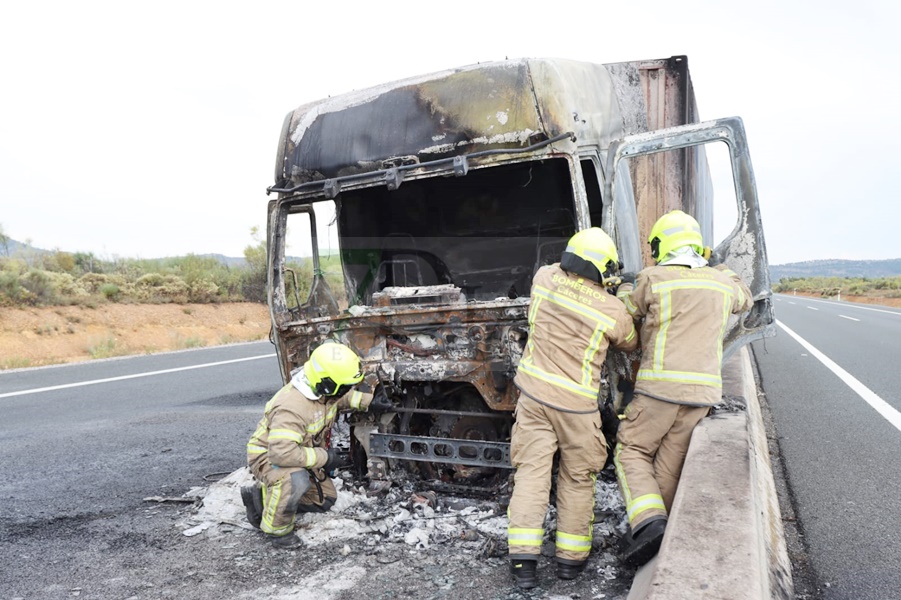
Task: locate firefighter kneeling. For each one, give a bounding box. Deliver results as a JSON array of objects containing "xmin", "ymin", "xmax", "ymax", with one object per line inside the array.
[
  {"xmin": 507, "ymin": 228, "xmax": 638, "ymax": 588},
  {"xmin": 241, "ymin": 341, "xmax": 395, "ymax": 548}
]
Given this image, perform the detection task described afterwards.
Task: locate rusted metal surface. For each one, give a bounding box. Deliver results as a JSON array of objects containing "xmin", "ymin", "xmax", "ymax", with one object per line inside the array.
[
  {"xmin": 274, "ymin": 296, "xmax": 530, "ymax": 412},
  {"xmin": 607, "ymin": 56, "xmax": 707, "ymax": 265}
]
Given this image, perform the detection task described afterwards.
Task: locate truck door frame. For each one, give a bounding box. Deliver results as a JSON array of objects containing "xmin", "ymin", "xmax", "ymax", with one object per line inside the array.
[{"xmin": 603, "ymin": 116, "xmax": 776, "ymax": 358}]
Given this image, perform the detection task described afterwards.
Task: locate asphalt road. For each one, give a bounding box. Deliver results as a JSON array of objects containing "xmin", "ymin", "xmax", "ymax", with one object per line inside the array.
[
  {"xmin": 752, "ymin": 294, "xmax": 901, "ymax": 600},
  {"xmin": 0, "ymin": 341, "xmax": 281, "ymax": 527},
  {"xmin": 14, "ymin": 297, "xmax": 882, "ymax": 599},
  {"xmin": 0, "ymin": 341, "xmax": 633, "ymax": 600}
]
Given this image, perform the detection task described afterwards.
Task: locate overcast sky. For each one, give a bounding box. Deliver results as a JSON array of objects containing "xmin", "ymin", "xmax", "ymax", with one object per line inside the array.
[{"xmin": 1, "ymin": 1, "xmax": 897, "ymax": 265}]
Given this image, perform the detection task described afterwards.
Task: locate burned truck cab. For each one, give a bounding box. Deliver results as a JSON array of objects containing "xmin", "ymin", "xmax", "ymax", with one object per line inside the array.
[{"xmin": 264, "ymin": 57, "xmax": 774, "ymax": 494}]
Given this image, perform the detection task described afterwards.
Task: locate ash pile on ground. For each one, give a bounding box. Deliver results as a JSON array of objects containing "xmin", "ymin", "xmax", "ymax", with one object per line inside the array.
[{"xmin": 175, "ymin": 464, "xmax": 637, "ymax": 600}]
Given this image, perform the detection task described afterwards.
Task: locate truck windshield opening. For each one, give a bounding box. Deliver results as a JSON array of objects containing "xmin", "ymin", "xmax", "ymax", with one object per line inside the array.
[{"xmin": 336, "ymin": 158, "xmax": 578, "ymax": 303}]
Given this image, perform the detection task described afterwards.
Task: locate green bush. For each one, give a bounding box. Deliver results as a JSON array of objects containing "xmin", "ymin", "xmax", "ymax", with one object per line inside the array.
[
  {"xmin": 154, "ymin": 275, "xmax": 190, "ymax": 303},
  {"xmin": 188, "ymin": 279, "xmax": 220, "ymax": 303},
  {"xmin": 100, "ymin": 283, "xmax": 120, "ymax": 301},
  {"xmin": 88, "ymin": 336, "xmax": 119, "ymax": 358},
  {"xmin": 20, "ymin": 269, "xmax": 57, "ymax": 305},
  {"xmin": 45, "ymin": 271, "xmax": 87, "ymax": 301},
  {"xmin": 77, "ymin": 272, "xmax": 113, "ymax": 294},
  {"xmin": 241, "ymin": 228, "xmax": 268, "ymax": 303},
  {"xmin": 775, "ymin": 275, "xmax": 901, "ymax": 297},
  {"xmin": 136, "ymin": 272, "xmax": 165, "ymax": 287},
  {"xmin": 42, "ymin": 250, "xmax": 77, "ymax": 274},
  {"xmin": 0, "ymin": 227, "xmax": 281, "ymax": 308},
  {"xmin": 0, "ymin": 271, "xmax": 23, "ymax": 305}
]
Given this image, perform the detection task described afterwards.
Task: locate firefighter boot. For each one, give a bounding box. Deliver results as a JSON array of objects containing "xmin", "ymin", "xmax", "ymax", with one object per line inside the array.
[
  {"xmin": 510, "ymin": 558, "xmax": 538, "ymax": 589},
  {"xmin": 240, "ymin": 485, "xmax": 263, "ymax": 529},
  {"xmin": 557, "ymin": 558, "xmax": 588, "ymax": 580},
  {"xmin": 267, "ymin": 532, "xmax": 303, "ymax": 550},
  {"xmin": 622, "ymin": 518, "xmax": 667, "ymax": 567}
]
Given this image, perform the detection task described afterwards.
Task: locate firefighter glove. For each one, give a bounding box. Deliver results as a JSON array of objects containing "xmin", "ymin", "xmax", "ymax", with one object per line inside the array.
[
  {"xmin": 603, "ymin": 271, "xmax": 635, "ymax": 295},
  {"xmin": 618, "ymin": 272, "xmax": 637, "ymax": 285},
  {"xmin": 368, "ymin": 387, "xmax": 397, "ymax": 414},
  {"xmin": 323, "ymin": 448, "xmax": 351, "ymax": 472}
]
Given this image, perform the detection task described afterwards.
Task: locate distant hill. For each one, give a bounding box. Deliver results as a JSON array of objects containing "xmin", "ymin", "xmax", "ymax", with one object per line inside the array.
[
  {"xmin": 1, "ymin": 238, "xmax": 43, "ymax": 257},
  {"xmin": 199, "ymin": 253, "xmax": 247, "ymax": 268},
  {"xmin": 770, "ymin": 259, "xmax": 901, "ymax": 282}
]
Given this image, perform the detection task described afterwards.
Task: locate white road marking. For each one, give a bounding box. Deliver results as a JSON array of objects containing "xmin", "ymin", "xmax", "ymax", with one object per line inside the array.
[
  {"xmin": 839, "ymin": 315, "xmax": 860, "ymax": 322},
  {"xmin": 0, "ymin": 354, "xmax": 276, "ymax": 399},
  {"xmin": 782, "ymin": 295, "xmax": 901, "ymax": 316},
  {"xmin": 777, "ymin": 320, "xmax": 901, "ymax": 434},
  {"xmin": 807, "ymin": 306, "xmax": 819, "ymax": 311}
]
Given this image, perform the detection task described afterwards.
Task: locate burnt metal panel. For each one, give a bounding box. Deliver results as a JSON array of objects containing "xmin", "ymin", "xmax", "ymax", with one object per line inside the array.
[
  {"xmin": 283, "ymin": 62, "xmax": 544, "ymax": 183},
  {"xmin": 272, "ymin": 297, "xmax": 530, "ymax": 411},
  {"xmin": 277, "ymin": 58, "xmax": 630, "ymax": 188}
]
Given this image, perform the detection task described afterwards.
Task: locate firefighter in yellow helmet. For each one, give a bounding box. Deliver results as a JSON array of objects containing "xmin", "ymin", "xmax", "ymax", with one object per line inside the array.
[
  {"xmin": 241, "ymin": 341, "xmax": 395, "ymax": 548},
  {"xmin": 507, "ymin": 227, "xmax": 638, "ymax": 588},
  {"xmin": 613, "ymin": 210, "xmax": 753, "ymax": 566}
]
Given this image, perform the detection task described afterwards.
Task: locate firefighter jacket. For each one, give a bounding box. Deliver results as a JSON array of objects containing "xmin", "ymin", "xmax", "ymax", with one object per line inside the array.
[
  {"xmin": 617, "ymin": 263, "xmax": 753, "ymax": 406},
  {"xmin": 514, "ymin": 264, "xmax": 638, "ymax": 413},
  {"xmin": 246, "ymin": 374, "xmax": 374, "ymax": 472}
]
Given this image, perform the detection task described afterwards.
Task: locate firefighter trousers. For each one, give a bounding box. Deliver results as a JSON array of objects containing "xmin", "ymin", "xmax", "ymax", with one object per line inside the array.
[
  {"xmin": 614, "ymin": 393, "xmax": 709, "ymax": 532},
  {"xmin": 250, "ymin": 458, "xmax": 337, "ymax": 536},
  {"xmin": 507, "ymin": 395, "xmax": 605, "ymax": 562}
]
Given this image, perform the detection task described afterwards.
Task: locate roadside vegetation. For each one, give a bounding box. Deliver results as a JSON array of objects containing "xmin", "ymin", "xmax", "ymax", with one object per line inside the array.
[
  {"xmin": 0, "ymin": 225, "xmax": 344, "ymax": 308},
  {"xmin": 774, "ymin": 275, "xmax": 901, "ymax": 298}
]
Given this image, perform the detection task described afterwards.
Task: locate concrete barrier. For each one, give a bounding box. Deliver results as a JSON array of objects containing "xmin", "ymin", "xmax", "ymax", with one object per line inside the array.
[{"xmin": 628, "ymin": 347, "xmax": 793, "ymax": 599}]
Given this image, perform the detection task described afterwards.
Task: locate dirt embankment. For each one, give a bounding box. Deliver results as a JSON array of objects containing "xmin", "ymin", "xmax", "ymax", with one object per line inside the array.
[{"xmin": 0, "ymin": 302, "xmax": 271, "ymax": 370}]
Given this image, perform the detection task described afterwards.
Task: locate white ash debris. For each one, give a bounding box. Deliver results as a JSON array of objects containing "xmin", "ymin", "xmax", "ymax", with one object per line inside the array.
[
  {"xmin": 180, "ymin": 467, "xmax": 512, "ymax": 552},
  {"xmin": 404, "ymin": 527, "xmax": 430, "ymax": 548},
  {"xmin": 596, "ymin": 561, "xmax": 619, "ymax": 581},
  {"xmin": 595, "ymin": 469, "xmax": 630, "ymax": 539},
  {"xmin": 180, "ymin": 467, "xmax": 257, "ymax": 534},
  {"xmin": 181, "ymin": 463, "xmax": 629, "ymax": 582}
]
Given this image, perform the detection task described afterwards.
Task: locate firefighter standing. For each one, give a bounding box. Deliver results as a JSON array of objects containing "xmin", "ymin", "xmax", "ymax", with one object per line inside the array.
[
  {"xmin": 241, "ymin": 341, "xmax": 394, "ymax": 548},
  {"xmin": 614, "ymin": 210, "xmax": 753, "ymax": 566},
  {"xmin": 507, "ymin": 228, "xmax": 638, "ymax": 589}
]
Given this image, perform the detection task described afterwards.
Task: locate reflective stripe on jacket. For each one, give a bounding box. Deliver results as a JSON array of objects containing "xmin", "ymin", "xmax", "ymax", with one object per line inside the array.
[
  {"xmin": 246, "ymin": 381, "xmax": 372, "ymax": 470},
  {"xmin": 514, "ymin": 264, "xmax": 638, "ymax": 413},
  {"xmin": 617, "ymin": 264, "xmax": 753, "ymax": 406}
]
